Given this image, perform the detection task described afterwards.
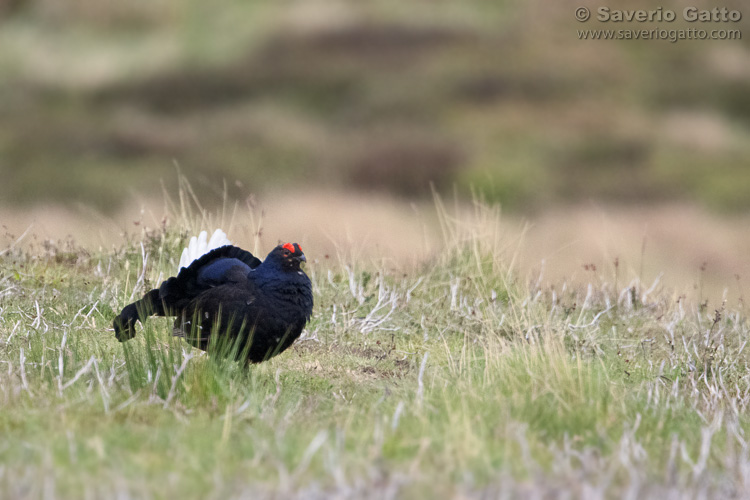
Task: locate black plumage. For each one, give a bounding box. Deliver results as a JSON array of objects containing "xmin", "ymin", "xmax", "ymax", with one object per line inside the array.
[{"xmin": 113, "ymin": 243, "xmax": 313, "ymax": 363}]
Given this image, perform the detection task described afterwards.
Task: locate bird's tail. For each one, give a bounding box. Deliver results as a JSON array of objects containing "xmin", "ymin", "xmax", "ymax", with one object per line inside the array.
[
  {"xmin": 178, "ymin": 229, "xmax": 232, "ymax": 271},
  {"xmin": 112, "ymin": 289, "xmax": 167, "ymax": 342}
]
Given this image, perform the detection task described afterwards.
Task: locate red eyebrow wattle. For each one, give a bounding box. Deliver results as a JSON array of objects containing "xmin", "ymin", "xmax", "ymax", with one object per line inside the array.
[{"xmin": 282, "ymin": 243, "xmax": 295, "ymax": 253}]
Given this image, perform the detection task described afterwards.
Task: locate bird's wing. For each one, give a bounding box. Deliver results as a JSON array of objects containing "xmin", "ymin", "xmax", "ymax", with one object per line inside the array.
[
  {"xmin": 196, "ymin": 258, "xmax": 252, "ymax": 286},
  {"xmin": 160, "ymin": 245, "xmax": 261, "ymax": 310},
  {"xmin": 181, "ymin": 245, "xmax": 262, "ymax": 273}
]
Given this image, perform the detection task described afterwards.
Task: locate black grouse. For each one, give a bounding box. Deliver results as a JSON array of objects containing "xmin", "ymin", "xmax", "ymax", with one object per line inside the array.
[{"xmin": 113, "ymin": 242, "xmax": 313, "ymax": 363}]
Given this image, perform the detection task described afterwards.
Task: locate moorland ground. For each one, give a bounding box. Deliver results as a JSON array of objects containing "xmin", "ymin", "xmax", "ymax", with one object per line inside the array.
[{"xmin": 1, "ymin": 197, "xmax": 749, "ymax": 498}]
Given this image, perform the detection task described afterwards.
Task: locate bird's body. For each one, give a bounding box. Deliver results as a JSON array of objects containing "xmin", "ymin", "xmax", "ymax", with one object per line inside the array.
[{"xmin": 114, "ymin": 241, "xmax": 313, "ymax": 363}]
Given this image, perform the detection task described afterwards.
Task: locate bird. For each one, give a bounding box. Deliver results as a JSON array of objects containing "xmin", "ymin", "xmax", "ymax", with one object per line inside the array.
[{"xmin": 113, "ymin": 232, "xmax": 313, "ymax": 363}]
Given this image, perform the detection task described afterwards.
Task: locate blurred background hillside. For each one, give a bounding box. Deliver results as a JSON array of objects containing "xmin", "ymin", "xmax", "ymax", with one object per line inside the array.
[
  {"xmin": 2, "ymin": 0, "xmax": 749, "ymax": 210},
  {"xmin": 1, "ymin": 0, "xmax": 749, "ymax": 302}
]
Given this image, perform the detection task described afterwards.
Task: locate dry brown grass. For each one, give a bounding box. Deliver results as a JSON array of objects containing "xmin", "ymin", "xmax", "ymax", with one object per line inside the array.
[{"xmin": 2, "ymin": 192, "xmax": 748, "ymax": 306}]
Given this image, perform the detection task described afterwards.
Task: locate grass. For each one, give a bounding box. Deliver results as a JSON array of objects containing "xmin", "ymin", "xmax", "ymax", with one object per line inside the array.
[{"xmin": 1, "ymin": 196, "xmax": 750, "ymax": 498}]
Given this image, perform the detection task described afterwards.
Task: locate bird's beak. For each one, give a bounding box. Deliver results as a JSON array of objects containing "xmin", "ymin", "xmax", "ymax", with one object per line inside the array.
[{"xmin": 296, "ymin": 254, "xmax": 307, "ymax": 263}]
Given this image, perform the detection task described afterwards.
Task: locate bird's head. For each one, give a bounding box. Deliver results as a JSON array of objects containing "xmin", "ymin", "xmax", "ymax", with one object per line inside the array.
[{"xmin": 266, "ymin": 242, "xmax": 307, "ymax": 271}]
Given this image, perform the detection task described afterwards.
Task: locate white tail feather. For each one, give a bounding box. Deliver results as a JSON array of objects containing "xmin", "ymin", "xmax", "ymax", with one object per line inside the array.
[{"xmin": 178, "ymin": 229, "xmax": 232, "ymax": 271}]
